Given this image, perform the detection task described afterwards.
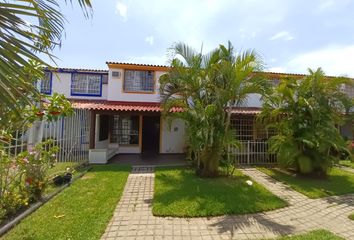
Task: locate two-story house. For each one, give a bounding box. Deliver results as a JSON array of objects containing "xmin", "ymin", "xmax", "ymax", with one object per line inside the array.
[{"xmin": 40, "ymin": 62, "xmax": 353, "ymax": 164}]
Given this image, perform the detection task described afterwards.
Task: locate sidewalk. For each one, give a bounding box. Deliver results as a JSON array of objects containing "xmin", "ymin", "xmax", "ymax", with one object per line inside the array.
[{"xmin": 101, "ymin": 166, "xmax": 354, "ymax": 240}]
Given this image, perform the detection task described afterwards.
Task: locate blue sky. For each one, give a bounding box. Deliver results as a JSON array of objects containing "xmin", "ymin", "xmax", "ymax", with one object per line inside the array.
[{"xmin": 52, "ymin": 0, "xmax": 354, "ymax": 77}]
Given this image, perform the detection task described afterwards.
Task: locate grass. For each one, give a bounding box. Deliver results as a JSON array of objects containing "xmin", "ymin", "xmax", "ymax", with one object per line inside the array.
[
  {"xmin": 259, "ymin": 167, "xmax": 354, "ymax": 198},
  {"xmin": 44, "ymin": 162, "xmax": 87, "ymax": 195},
  {"xmin": 2, "ymin": 165, "xmax": 131, "ymax": 240},
  {"xmin": 152, "ymin": 166, "xmax": 287, "ymax": 217},
  {"xmin": 47, "ymin": 162, "xmax": 81, "ymax": 176},
  {"xmin": 339, "ymin": 160, "xmax": 354, "ymax": 169},
  {"xmin": 275, "ymin": 229, "xmax": 343, "ymax": 240},
  {"xmin": 349, "ymin": 213, "xmax": 354, "ymax": 220}
]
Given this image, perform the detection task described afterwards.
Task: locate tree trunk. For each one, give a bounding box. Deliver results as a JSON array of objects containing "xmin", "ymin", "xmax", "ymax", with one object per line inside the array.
[{"xmin": 200, "ymin": 142, "xmax": 222, "ymax": 177}]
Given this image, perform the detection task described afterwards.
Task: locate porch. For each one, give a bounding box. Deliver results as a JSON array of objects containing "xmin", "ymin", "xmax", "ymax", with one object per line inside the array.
[{"xmin": 72, "ymin": 100, "xmax": 185, "ymax": 164}]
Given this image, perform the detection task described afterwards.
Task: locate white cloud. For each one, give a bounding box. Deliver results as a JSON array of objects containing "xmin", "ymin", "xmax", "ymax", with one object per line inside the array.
[
  {"xmin": 115, "ymin": 1, "xmax": 128, "ymax": 21},
  {"xmin": 269, "ymin": 31, "xmax": 294, "ymax": 41},
  {"xmin": 145, "ymin": 36, "xmax": 154, "ymax": 45},
  {"xmin": 285, "ymin": 45, "xmax": 354, "ymax": 77},
  {"xmin": 317, "ymin": 0, "xmax": 335, "ymax": 11}
]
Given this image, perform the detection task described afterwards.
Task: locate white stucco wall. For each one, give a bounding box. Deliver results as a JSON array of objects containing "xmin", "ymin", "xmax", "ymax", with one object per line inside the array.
[
  {"xmin": 50, "ymin": 72, "xmax": 108, "ymax": 100},
  {"xmin": 107, "ymin": 68, "xmax": 166, "ymax": 102},
  {"xmin": 243, "ymin": 93, "xmax": 263, "ymax": 107},
  {"xmin": 160, "ymin": 118, "xmax": 186, "ymax": 154}
]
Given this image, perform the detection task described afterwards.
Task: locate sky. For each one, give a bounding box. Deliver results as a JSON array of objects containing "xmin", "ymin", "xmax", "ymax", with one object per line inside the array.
[{"xmin": 51, "ymin": 0, "xmax": 354, "ymax": 77}]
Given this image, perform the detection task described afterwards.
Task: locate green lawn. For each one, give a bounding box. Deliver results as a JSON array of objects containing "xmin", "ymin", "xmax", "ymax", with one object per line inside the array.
[
  {"xmin": 152, "ymin": 167, "xmax": 287, "ymax": 217},
  {"xmin": 259, "ymin": 167, "xmax": 354, "ymax": 198},
  {"xmin": 339, "ymin": 160, "xmax": 354, "ymax": 169},
  {"xmin": 3, "ymin": 165, "xmax": 131, "ymax": 240},
  {"xmin": 44, "ymin": 162, "xmax": 87, "ymax": 195},
  {"xmin": 275, "ymin": 230, "xmax": 343, "ymax": 240},
  {"xmin": 47, "ymin": 162, "xmax": 82, "ymax": 176},
  {"xmin": 349, "ymin": 213, "xmax": 354, "ymax": 220}
]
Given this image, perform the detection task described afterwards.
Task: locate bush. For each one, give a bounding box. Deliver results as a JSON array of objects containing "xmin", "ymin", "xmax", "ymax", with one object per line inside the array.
[
  {"xmin": 297, "ymin": 155, "xmax": 313, "ymax": 174},
  {"xmin": 0, "ymin": 140, "xmax": 58, "ymax": 222}
]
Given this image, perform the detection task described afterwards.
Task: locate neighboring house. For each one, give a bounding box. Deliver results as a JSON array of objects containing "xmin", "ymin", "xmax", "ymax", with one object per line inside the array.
[{"xmin": 40, "ymin": 62, "xmax": 353, "ymax": 164}]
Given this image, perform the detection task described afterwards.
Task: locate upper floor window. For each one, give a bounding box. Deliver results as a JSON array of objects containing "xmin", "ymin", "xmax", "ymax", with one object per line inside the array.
[
  {"xmin": 124, "ymin": 70, "xmax": 154, "ymax": 93},
  {"xmin": 40, "ymin": 72, "xmax": 52, "ymax": 94},
  {"xmin": 71, "ymin": 73, "xmax": 102, "ymax": 96}
]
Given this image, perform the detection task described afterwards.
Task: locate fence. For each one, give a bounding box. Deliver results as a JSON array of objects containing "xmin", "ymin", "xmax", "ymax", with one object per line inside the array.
[
  {"xmin": 230, "ymin": 140, "xmax": 277, "ymax": 165},
  {"xmin": 2, "ymin": 109, "xmax": 90, "ymax": 163}
]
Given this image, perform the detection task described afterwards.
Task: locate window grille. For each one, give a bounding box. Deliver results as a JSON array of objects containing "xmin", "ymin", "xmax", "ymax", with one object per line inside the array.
[
  {"xmin": 40, "ymin": 72, "xmax": 52, "ymax": 94},
  {"xmin": 71, "ymin": 73, "xmax": 102, "ymax": 96},
  {"xmin": 111, "ymin": 115, "xmax": 139, "ymax": 144},
  {"xmin": 231, "ymin": 117, "xmax": 254, "ymax": 140},
  {"xmin": 124, "ymin": 70, "xmax": 154, "ymax": 93}
]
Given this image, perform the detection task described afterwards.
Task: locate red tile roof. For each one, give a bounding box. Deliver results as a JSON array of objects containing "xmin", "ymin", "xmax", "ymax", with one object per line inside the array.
[
  {"xmin": 71, "ymin": 100, "xmax": 183, "ymax": 112},
  {"xmin": 229, "ymin": 107, "xmax": 261, "ymax": 115},
  {"xmin": 72, "ymin": 100, "xmax": 260, "ymax": 115}
]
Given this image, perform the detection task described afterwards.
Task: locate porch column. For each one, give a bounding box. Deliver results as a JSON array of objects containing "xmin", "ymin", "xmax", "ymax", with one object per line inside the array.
[{"xmin": 89, "ymin": 110, "xmax": 96, "ymax": 149}]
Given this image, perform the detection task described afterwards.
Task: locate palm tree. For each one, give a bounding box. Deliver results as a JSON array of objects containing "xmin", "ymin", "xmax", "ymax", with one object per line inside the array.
[
  {"xmin": 0, "ymin": 0, "xmax": 92, "ymax": 116},
  {"xmin": 160, "ymin": 42, "xmax": 264, "ymax": 177},
  {"xmin": 260, "ymin": 68, "xmax": 353, "ymax": 176}
]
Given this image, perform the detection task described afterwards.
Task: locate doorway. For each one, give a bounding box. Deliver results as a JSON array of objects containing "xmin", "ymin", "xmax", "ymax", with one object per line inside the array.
[{"xmin": 142, "ymin": 116, "xmax": 160, "ymax": 155}]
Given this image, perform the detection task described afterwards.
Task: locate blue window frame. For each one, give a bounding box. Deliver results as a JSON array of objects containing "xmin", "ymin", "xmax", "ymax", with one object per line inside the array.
[
  {"xmin": 70, "ymin": 73, "xmax": 103, "ymax": 96},
  {"xmin": 40, "ymin": 71, "xmax": 52, "ymax": 94}
]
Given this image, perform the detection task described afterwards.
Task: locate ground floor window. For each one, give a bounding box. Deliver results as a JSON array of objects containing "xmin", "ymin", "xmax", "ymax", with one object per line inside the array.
[
  {"xmin": 231, "ymin": 117, "xmax": 254, "ymax": 140},
  {"xmin": 110, "ymin": 115, "xmax": 139, "ymax": 145},
  {"xmin": 230, "ymin": 116, "xmax": 276, "ymax": 141}
]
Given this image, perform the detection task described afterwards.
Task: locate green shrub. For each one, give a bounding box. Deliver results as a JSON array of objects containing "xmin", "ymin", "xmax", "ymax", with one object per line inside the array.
[
  {"xmin": 0, "ymin": 140, "xmax": 58, "ymax": 222},
  {"xmin": 297, "ymin": 155, "xmax": 313, "ymax": 174}
]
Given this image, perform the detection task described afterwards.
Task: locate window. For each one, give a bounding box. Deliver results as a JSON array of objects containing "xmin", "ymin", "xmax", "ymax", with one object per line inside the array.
[
  {"xmin": 71, "ymin": 73, "xmax": 102, "ymax": 96},
  {"xmin": 111, "ymin": 115, "xmax": 139, "ymax": 145},
  {"xmin": 40, "ymin": 72, "xmax": 52, "ymax": 94},
  {"xmin": 124, "ymin": 70, "xmax": 154, "ymax": 93},
  {"xmin": 231, "ymin": 117, "xmax": 254, "ymax": 140}
]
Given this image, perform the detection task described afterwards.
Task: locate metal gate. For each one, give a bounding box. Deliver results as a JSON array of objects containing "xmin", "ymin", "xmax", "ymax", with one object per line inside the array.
[{"xmin": 3, "ymin": 109, "xmax": 90, "ymax": 163}]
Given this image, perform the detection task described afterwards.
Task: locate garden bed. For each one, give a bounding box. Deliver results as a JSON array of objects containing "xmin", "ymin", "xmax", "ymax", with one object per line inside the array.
[
  {"xmin": 152, "ymin": 166, "xmax": 287, "ymax": 217},
  {"xmin": 259, "ymin": 167, "xmax": 354, "ymax": 198},
  {"xmin": 2, "ymin": 165, "xmax": 131, "ymax": 240},
  {"xmin": 0, "ymin": 162, "xmax": 88, "ymax": 228},
  {"xmin": 276, "ymin": 229, "xmax": 343, "ymax": 240}
]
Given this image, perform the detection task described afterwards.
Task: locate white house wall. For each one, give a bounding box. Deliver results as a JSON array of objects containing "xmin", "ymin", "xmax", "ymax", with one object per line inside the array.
[
  {"xmin": 51, "ymin": 72, "xmax": 108, "ymax": 100},
  {"xmin": 107, "ymin": 68, "xmax": 164, "ymax": 102},
  {"xmin": 161, "ymin": 118, "xmax": 185, "ymax": 154}
]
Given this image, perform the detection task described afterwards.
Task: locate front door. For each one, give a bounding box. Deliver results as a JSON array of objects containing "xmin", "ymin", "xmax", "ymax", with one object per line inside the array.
[{"xmin": 142, "ymin": 116, "xmax": 160, "ymax": 155}]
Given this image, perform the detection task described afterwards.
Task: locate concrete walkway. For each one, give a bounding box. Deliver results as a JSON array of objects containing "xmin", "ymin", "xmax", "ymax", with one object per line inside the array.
[{"xmin": 101, "ymin": 167, "xmax": 354, "ymax": 240}]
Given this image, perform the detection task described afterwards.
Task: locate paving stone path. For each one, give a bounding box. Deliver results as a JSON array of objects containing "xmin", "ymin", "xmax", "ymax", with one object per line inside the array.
[{"xmin": 101, "ymin": 166, "xmax": 354, "ymax": 240}]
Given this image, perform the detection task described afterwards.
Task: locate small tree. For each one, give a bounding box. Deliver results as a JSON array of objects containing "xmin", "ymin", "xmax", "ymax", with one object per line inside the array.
[
  {"xmin": 160, "ymin": 42, "xmax": 264, "ymax": 177},
  {"xmin": 260, "ymin": 68, "xmax": 353, "ymax": 177}
]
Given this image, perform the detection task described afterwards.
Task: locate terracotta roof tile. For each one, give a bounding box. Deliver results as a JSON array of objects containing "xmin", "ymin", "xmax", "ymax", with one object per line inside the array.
[
  {"xmin": 71, "ymin": 100, "xmax": 183, "ymax": 112},
  {"xmin": 72, "ymin": 100, "xmax": 260, "ymax": 114},
  {"xmin": 229, "ymin": 107, "xmax": 261, "ymax": 115}
]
